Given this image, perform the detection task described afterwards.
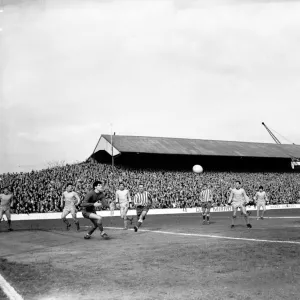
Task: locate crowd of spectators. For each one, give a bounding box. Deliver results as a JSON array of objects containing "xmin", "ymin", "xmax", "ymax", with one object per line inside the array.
[{"xmin": 0, "ymin": 161, "xmax": 300, "ymax": 214}]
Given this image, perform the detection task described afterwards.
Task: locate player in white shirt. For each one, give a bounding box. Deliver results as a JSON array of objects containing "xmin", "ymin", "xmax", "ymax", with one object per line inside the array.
[
  {"xmin": 61, "ymin": 183, "xmax": 81, "ymax": 231},
  {"xmin": 0, "ymin": 188, "xmax": 14, "ymax": 231},
  {"xmin": 115, "ymin": 183, "xmax": 133, "ymax": 230},
  {"xmin": 254, "ymin": 186, "xmax": 267, "ymax": 220},
  {"xmin": 228, "ymin": 181, "xmax": 252, "ymax": 229}
]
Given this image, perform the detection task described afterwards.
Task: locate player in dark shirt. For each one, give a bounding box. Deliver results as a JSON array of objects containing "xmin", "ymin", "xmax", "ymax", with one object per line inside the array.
[{"xmin": 81, "ymin": 181, "xmax": 109, "ymax": 240}]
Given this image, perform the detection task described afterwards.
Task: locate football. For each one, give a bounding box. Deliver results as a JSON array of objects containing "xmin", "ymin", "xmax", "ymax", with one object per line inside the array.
[{"xmin": 193, "ymin": 165, "xmax": 203, "ymax": 173}]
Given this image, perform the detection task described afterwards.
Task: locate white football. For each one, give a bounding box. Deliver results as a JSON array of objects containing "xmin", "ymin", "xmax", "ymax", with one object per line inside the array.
[{"xmin": 193, "ymin": 165, "xmax": 203, "ymax": 173}]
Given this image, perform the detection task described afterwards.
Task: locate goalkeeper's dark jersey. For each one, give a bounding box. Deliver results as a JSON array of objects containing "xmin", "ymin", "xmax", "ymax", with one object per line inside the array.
[{"xmin": 81, "ymin": 191, "xmax": 105, "ymax": 213}]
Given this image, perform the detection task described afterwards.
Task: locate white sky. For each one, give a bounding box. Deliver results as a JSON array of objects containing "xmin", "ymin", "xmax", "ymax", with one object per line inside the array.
[{"xmin": 0, "ymin": 0, "xmax": 300, "ymax": 173}]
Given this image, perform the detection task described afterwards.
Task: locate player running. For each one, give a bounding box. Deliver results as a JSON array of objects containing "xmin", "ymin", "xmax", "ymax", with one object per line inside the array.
[
  {"xmin": 228, "ymin": 181, "xmax": 252, "ymax": 229},
  {"xmin": 115, "ymin": 183, "xmax": 133, "ymax": 230},
  {"xmin": 81, "ymin": 181, "xmax": 109, "ymax": 240},
  {"xmin": 200, "ymin": 184, "xmax": 213, "ymax": 225},
  {"xmin": 254, "ymin": 186, "xmax": 267, "ymax": 220},
  {"xmin": 0, "ymin": 188, "xmax": 14, "ymax": 231},
  {"xmin": 133, "ymin": 184, "xmax": 152, "ymax": 232},
  {"xmin": 61, "ymin": 183, "xmax": 81, "ymax": 231}
]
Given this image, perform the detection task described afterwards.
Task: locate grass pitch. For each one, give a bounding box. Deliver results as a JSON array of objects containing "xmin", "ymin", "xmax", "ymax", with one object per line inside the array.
[{"xmin": 1, "ymin": 210, "xmax": 300, "ymax": 300}]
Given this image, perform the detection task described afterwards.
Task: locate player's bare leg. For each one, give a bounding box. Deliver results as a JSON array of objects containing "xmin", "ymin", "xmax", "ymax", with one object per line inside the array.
[
  {"xmin": 123, "ymin": 216, "xmax": 128, "ymax": 230},
  {"xmin": 206, "ymin": 208, "xmax": 211, "ymax": 225},
  {"xmin": 0, "ymin": 211, "xmax": 3, "ymax": 230},
  {"xmin": 109, "ymin": 205, "xmax": 114, "ymax": 226},
  {"xmin": 84, "ymin": 219, "xmax": 98, "ymax": 239},
  {"xmin": 241, "ymin": 206, "xmax": 252, "ymax": 228},
  {"xmin": 134, "ymin": 210, "xmax": 147, "ymax": 232},
  {"xmin": 239, "ymin": 208, "xmax": 248, "ymax": 225},
  {"xmin": 128, "ymin": 216, "xmax": 133, "ymax": 224},
  {"xmin": 201, "ymin": 205, "xmax": 206, "ymax": 224},
  {"xmin": 6, "ymin": 220, "xmax": 12, "ymax": 231},
  {"xmin": 126, "ymin": 207, "xmax": 134, "ymax": 225},
  {"xmin": 124, "ymin": 211, "xmax": 133, "ymax": 229},
  {"xmin": 3, "ymin": 210, "xmax": 13, "ymax": 231},
  {"xmin": 241, "ymin": 212, "xmax": 249, "ymax": 225},
  {"xmin": 231, "ymin": 207, "xmax": 237, "ymax": 228},
  {"xmin": 124, "ymin": 214, "xmax": 134, "ymax": 229},
  {"xmin": 120, "ymin": 208, "xmax": 127, "ymax": 230},
  {"xmin": 84, "ymin": 213, "xmax": 108, "ymax": 239},
  {"xmin": 202, "ymin": 212, "xmax": 206, "ymax": 225},
  {"xmin": 61, "ymin": 210, "xmax": 71, "ymax": 231},
  {"xmin": 71, "ymin": 212, "xmax": 80, "ymax": 231},
  {"xmin": 241, "ymin": 207, "xmax": 251, "ymax": 217},
  {"xmin": 0, "ymin": 211, "xmax": 6, "ymax": 231},
  {"xmin": 257, "ymin": 205, "xmax": 260, "ymax": 220},
  {"xmin": 260, "ymin": 204, "xmax": 266, "ymax": 219},
  {"xmin": 121, "ymin": 206, "xmax": 132, "ymax": 229},
  {"xmin": 257, "ymin": 203, "xmax": 265, "ymax": 219}
]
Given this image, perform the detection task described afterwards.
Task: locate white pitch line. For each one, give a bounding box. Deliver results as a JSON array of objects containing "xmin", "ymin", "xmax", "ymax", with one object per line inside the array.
[
  {"xmin": 105, "ymin": 227, "xmax": 300, "ymax": 245},
  {"xmin": 259, "ymin": 217, "xmax": 300, "ymax": 219},
  {"xmin": 0, "ymin": 273, "xmax": 24, "ymax": 300}
]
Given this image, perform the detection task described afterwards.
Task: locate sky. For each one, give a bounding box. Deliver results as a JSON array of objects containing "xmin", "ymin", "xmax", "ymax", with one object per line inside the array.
[{"xmin": 0, "ymin": 0, "xmax": 300, "ymax": 173}]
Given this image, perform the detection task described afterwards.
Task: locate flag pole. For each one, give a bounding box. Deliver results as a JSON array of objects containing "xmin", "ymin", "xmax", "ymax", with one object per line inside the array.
[{"xmin": 110, "ymin": 124, "xmax": 114, "ymax": 170}]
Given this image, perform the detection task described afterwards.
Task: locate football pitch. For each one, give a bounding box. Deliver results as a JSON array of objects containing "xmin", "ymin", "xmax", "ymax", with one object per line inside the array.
[{"xmin": 1, "ymin": 209, "xmax": 300, "ymax": 300}]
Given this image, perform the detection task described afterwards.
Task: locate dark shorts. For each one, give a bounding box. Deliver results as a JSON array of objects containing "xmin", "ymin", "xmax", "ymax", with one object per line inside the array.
[
  {"xmin": 82, "ymin": 211, "xmax": 96, "ymax": 219},
  {"xmin": 136, "ymin": 206, "xmax": 149, "ymax": 220},
  {"xmin": 201, "ymin": 202, "xmax": 212, "ymax": 210}
]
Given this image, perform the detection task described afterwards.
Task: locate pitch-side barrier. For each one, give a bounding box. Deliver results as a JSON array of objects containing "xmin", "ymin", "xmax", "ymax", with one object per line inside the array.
[{"xmin": 4, "ymin": 204, "xmax": 300, "ymax": 221}]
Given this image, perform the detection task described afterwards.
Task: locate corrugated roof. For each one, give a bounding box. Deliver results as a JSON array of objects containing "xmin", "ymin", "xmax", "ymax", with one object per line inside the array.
[{"xmin": 100, "ymin": 135, "xmax": 300, "ymax": 158}]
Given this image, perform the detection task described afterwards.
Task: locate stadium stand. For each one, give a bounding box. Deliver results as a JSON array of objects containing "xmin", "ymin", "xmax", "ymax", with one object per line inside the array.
[
  {"xmin": 0, "ymin": 161, "xmax": 299, "ymax": 214},
  {"xmin": 1, "ymin": 135, "xmax": 299, "ymax": 214},
  {"xmin": 92, "ymin": 135, "xmax": 300, "ymax": 171}
]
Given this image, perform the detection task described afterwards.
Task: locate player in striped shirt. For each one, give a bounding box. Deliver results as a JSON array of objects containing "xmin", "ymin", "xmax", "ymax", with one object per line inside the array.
[
  {"xmin": 228, "ymin": 181, "xmax": 252, "ymax": 229},
  {"xmin": 60, "ymin": 183, "xmax": 81, "ymax": 231},
  {"xmin": 254, "ymin": 186, "xmax": 268, "ymax": 220},
  {"xmin": 200, "ymin": 184, "xmax": 213, "ymax": 225},
  {"xmin": 115, "ymin": 182, "xmax": 133, "ymax": 230},
  {"xmin": 133, "ymin": 184, "xmax": 152, "ymax": 232}
]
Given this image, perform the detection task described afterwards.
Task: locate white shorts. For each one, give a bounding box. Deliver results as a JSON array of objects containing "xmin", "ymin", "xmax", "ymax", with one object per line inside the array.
[
  {"xmin": 0, "ymin": 207, "xmax": 11, "ymax": 219},
  {"xmin": 232, "ymin": 202, "xmax": 244, "ymax": 209},
  {"xmin": 232, "ymin": 202, "xmax": 247, "ymax": 215},
  {"xmin": 120, "ymin": 203, "xmax": 129, "ymax": 218},
  {"xmin": 257, "ymin": 202, "xmax": 266, "ymax": 210},
  {"xmin": 62, "ymin": 206, "xmax": 77, "ymax": 218}
]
